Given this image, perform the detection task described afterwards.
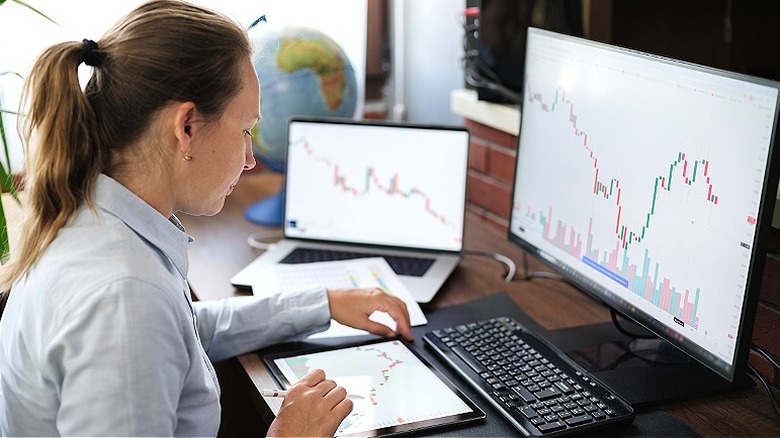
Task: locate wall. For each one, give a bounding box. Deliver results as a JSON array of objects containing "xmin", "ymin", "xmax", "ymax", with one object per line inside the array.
[
  {"xmin": 460, "ymin": 107, "xmax": 780, "ymax": 387},
  {"xmin": 386, "ymin": 0, "xmax": 465, "ymax": 125},
  {"xmin": 0, "ymin": 0, "xmax": 369, "ymax": 173}
]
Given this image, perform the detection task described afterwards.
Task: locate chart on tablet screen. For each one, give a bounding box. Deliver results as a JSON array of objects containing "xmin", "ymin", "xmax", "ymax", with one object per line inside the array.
[{"xmin": 273, "ymin": 340, "xmax": 472, "ymax": 436}]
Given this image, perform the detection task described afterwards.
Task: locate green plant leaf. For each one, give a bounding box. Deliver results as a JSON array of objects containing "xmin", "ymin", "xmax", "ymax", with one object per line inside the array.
[
  {"xmin": 0, "ymin": 105, "xmax": 19, "ymax": 204},
  {"xmin": 0, "ymin": 71, "xmax": 23, "ymax": 80},
  {"xmin": 11, "ymin": 0, "xmax": 56, "ymax": 25},
  {"xmin": 0, "ymin": 68, "xmax": 21, "ymax": 203},
  {"xmin": 0, "ymin": 109, "xmax": 12, "ymax": 173},
  {"xmin": 0, "ymin": 192, "xmax": 8, "ymax": 263}
]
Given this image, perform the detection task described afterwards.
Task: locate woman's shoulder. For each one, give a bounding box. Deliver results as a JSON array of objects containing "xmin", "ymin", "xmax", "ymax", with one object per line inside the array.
[
  {"xmin": 22, "ymin": 208, "xmax": 183, "ymax": 307},
  {"xmin": 51, "ymin": 206, "xmax": 177, "ymax": 279}
]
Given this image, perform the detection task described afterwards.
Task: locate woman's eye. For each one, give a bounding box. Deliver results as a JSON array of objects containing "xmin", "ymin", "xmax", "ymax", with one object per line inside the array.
[{"xmin": 243, "ymin": 129, "xmax": 253, "ymax": 138}]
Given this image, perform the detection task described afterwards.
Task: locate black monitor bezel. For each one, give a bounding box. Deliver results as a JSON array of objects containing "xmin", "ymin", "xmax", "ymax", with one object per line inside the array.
[{"xmin": 507, "ymin": 28, "xmax": 780, "ymax": 383}]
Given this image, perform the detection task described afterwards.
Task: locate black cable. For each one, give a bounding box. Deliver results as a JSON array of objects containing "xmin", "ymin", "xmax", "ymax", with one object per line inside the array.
[
  {"xmin": 609, "ymin": 308, "xmax": 655, "ymax": 339},
  {"xmin": 748, "ymin": 344, "xmax": 780, "ymax": 419},
  {"xmin": 752, "ymin": 344, "xmax": 780, "ymax": 373},
  {"xmin": 746, "ymin": 362, "xmax": 780, "ymax": 419},
  {"xmin": 459, "ymin": 16, "xmax": 522, "ymax": 104}
]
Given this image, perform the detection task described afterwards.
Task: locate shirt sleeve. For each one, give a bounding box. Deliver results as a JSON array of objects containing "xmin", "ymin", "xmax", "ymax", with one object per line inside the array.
[
  {"xmin": 47, "ymin": 278, "xmax": 188, "ymax": 436},
  {"xmin": 193, "ymin": 287, "xmax": 331, "ymax": 362}
]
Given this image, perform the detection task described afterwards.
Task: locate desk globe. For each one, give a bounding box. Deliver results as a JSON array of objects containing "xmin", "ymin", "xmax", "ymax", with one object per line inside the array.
[{"xmin": 246, "ymin": 26, "xmax": 358, "ymax": 226}]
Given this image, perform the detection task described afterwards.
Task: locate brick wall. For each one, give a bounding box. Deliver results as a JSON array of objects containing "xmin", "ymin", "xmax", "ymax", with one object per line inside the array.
[
  {"xmin": 464, "ymin": 118, "xmax": 780, "ymax": 387},
  {"xmin": 464, "ymin": 119, "xmax": 516, "ymax": 232}
]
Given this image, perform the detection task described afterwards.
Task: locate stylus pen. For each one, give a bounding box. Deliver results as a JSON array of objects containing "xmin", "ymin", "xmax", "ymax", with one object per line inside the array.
[{"xmin": 260, "ymin": 389, "xmax": 365, "ymax": 400}]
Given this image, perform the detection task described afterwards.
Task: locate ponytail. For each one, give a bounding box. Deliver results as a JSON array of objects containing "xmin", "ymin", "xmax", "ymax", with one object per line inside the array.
[
  {"xmin": 0, "ymin": 41, "xmax": 104, "ymax": 292},
  {"xmin": 0, "ymin": 0, "xmax": 250, "ymax": 292}
]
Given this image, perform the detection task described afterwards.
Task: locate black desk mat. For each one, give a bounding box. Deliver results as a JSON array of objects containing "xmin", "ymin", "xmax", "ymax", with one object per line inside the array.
[
  {"xmin": 257, "ymin": 291, "xmax": 699, "ymax": 437},
  {"xmin": 410, "ymin": 291, "xmax": 698, "ymax": 437}
]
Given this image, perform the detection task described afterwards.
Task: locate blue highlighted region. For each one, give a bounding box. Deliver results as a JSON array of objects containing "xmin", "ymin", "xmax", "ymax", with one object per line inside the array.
[{"xmin": 582, "ymin": 256, "xmax": 629, "ymax": 288}]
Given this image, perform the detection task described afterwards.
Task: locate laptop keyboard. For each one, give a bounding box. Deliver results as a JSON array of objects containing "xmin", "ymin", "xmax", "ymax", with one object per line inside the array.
[
  {"xmin": 279, "ymin": 247, "xmax": 435, "ymax": 277},
  {"xmin": 423, "ymin": 317, "xmax": 635, "ymax": 436}
]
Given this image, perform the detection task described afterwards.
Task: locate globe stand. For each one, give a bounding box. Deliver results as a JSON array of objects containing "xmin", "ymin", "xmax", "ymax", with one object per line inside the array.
[
  {"xmin": 244, "ymin": 152, "xmax": 287, "ymax": 227},
  {"xmin": 245, "ymin": 189, "xmax": 284, "ymax": 227}
]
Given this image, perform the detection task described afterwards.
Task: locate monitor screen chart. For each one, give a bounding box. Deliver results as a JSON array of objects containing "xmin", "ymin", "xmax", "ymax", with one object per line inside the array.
[
  {"xmin": 509, "ymin": 28, "xmax": 779, "ymax": 381},
  {"xmin": 284, "ymin": 120, "xmax": 469, "ymax": 252}
]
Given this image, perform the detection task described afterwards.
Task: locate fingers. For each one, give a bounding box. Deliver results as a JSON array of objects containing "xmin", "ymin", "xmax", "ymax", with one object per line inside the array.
[
  {"xmin": 322, "ymin": 385, "xmax": 353, "ymax": 432},
  {"xmin": 327, "ymin": 287, "xmax": 415, "ymax": 341},
  {"xmin": 271, "ymin": 371, "xmax": 353, "ymax": 437},
  {"xmin": 295, "ymin": 369, "xmax": 344, "ymax": 401},
  {"xmin": 304, "ymin": 374, "xmax": 353, "ymax": 429},
  {"xmin": 324, "ymin": 385, "xmax": 353, "ymax": 413},
  {"xmin": 297, "ymin": 368, "xmax": 326, "ymax": 387},
  {"xmin": 370, "ymin": 289, "xmax": 414, "ymax": 341}
]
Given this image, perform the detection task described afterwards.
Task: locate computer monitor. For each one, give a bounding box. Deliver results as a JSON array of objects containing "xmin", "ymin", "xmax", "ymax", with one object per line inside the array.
[{"xmin": 509, "ymin": 28, "xmax": 780, "ymax": 405}]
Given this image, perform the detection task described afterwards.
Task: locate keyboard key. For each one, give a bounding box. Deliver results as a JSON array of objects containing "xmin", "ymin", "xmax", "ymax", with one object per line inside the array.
[
  {"xmin": 534, "ymin": 388, "xmax": 562, "ymax": 400},
  {"xmin": 565, "ymin": 414, "xmax": 593, "ymax": 426},
  {"xmin": 554, "ymin": 380, "xmax": 575, "ymax": 394},
  {"xmin": 512, "ymin": 386, "xmax": 536, "ymax": 403},
  {"xmin": 519, "ymin": 406, "xmax": 538, "ymax": 419},
  {"xmin": 538, "ymin": 421, "xmax": 567, "ymax": 433}
]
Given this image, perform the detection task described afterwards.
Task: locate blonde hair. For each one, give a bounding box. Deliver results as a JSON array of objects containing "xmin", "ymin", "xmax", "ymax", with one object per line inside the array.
[{"xmin": 0, "ymin": 0, "xmax": 251, "ymax": 292}]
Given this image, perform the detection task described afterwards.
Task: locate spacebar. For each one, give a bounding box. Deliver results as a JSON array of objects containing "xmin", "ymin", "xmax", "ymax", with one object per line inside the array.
[{"xmin": 451, "ymin": 346, "xmax": 487, "ymax": 373}]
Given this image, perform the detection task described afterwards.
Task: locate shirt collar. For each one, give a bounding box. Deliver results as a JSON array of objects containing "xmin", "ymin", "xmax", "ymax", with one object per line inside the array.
[{"xmin": 93, "ymin": 174, "xmax": 193, "ymax": 277}]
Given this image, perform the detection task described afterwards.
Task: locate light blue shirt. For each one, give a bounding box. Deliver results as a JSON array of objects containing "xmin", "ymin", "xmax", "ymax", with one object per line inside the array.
[{"xmin": 0, "ymin": 174, "xmax": 331, "ymax": 436}]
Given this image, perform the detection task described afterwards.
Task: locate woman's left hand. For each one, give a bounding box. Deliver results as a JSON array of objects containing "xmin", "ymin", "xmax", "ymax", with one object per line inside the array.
[{"xmin": 327, "ymin": 288, "xmax": 413, "ymax": 340}]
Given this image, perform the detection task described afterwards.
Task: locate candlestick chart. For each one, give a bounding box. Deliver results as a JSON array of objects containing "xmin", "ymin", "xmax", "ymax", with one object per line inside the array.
[
  {"xmin": 283, "ymin": 124, "xmax": 469, "ymax": 252},
  {"xmin": 510, "ymin": 57, "xmax": 773, "ymax": 362},
  {"xmin": 520, "ymin": 84, "xmax": 722, "ymax": 329},
  {"xmin": 272, "ymin": 340, "xmax": 472, "ymax": 436}
]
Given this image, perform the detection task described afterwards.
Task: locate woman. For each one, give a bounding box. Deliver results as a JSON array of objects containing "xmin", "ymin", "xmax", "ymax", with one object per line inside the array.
[{"xmin": 0, "ymin": 1, "xmax": 412, "ymax": 436}]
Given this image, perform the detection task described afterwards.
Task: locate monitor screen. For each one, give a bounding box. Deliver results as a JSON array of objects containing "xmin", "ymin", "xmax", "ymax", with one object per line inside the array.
[{"xmin": 509, "ymin": 28, "xmax": 780, "ymax": 382}]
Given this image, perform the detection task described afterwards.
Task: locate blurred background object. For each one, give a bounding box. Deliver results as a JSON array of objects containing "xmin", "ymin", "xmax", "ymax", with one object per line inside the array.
[{"xmin": 246, "ymin": 26, "xmax": 359, "ymax": 226}]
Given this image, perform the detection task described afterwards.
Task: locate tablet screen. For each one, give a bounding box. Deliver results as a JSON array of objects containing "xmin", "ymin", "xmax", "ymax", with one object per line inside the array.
[{"xmin": 264, "ymin": 338, "xmax": 485, "ymax": 437}]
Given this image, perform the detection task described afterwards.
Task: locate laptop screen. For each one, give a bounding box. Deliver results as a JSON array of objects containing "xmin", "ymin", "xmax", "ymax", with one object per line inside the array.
[{"xmin": 283, "ymin": 117, "xmax": 469, "ymax": 253}]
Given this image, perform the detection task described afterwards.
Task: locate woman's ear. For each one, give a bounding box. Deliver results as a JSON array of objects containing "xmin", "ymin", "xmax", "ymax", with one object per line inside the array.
[{"xmin": 172, "ymin": 101, "xmax": 198, "ymax": 153}]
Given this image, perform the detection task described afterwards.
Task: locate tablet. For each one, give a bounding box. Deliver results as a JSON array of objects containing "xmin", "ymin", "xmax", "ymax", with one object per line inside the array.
[{"xmin": 263, "ymin": 338, "xmax": 486, "ymax": 437}]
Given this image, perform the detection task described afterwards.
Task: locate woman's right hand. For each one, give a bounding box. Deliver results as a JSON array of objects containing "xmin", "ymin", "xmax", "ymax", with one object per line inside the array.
[{"xmin": 266, "ymin": 368, "xmax": 353, "ymax": 437}]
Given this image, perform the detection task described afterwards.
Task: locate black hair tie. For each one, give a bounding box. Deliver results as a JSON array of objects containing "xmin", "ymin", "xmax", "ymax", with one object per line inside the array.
[{"xmin": 82, "ymin": 39, "xmax": 102, "ymax": 67}]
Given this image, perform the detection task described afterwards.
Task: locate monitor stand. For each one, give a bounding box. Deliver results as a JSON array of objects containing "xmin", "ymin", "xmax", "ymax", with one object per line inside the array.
[{"xmin": 542, "ymin": 320, "xmax": 755, "ymax": 407}]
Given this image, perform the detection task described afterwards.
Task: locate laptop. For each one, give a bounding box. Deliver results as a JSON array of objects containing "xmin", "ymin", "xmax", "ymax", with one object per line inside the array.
[{"xmin": 230, "ymin": 116, "xmax": 470, "ymax": 304}]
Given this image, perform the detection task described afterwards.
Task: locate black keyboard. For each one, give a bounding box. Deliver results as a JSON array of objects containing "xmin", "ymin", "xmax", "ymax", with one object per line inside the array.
[
  {"xmin": 279, "ymin": 247, "xmax": 435, "ymax": 277},
  {"xmin": 423, "ymin": 317, "xmax": 635, "ymax": 436}
]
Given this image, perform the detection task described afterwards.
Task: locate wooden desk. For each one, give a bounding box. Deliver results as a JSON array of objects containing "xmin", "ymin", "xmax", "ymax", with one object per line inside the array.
[{"xmin": 179, "ymin": 171, "xmax": 780, "ymax": 437}]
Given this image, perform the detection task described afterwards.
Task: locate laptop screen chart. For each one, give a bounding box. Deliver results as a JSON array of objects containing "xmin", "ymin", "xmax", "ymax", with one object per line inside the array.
[
  {"xmin": 273, "ymin": 340, "xmax": 473, "ymax": 436},
  {"xmin": 284, "ymin": 122, "xmax": 469, "ymax": 252}
]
